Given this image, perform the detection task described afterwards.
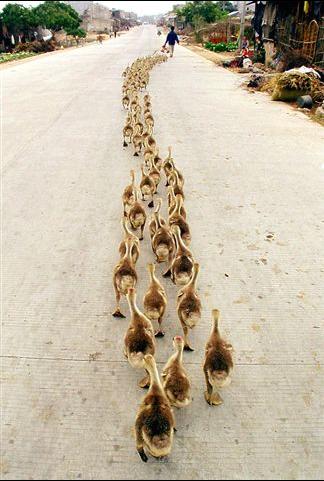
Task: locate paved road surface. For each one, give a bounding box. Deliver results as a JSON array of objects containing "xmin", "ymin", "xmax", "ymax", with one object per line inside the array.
[{"xmin": 2, "ymin": 25, "xmax": 324, "ymax": 480}]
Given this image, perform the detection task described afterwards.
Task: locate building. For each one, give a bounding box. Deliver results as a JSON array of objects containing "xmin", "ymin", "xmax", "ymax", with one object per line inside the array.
[
  {"xmin": 64, "ymin": 1, "xmax": 113, "ymax": 33},
  {"xmin": 111, "ymin": 9, "xmax": 138, "ymax": 30},
  {"xmin": 250, "ymin": 0, "xmax": 324, "ymax": 67}
]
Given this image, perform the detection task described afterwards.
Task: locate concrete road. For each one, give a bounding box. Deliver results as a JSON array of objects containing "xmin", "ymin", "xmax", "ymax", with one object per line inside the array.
[{"xmin": 2, "ymin": 25, "xmax": 324, "ymax": 480}]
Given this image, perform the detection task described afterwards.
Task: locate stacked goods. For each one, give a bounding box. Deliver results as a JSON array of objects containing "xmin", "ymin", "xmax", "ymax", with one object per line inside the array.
[
  {"xmin": 272, "ymin": 71, "xmax": 314, "ymax": 101},
  {"xmin": 113, "ymin": 51, "xmax": 234, "ymax": 463}
]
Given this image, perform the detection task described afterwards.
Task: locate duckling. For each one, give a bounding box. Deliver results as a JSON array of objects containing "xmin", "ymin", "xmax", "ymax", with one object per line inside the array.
[
  {"xmin": 119, "ymin": 217, "xmax": 140, "ymax": 264},
  {"xmin": 132, "ymin": 123, "xmax": 142, "ymax": 157},
  {"xmin": 142, "ymin": 126, "xmax": 153, "ymax": 147},
  {"xmin": 165, "ymin": 225, "xmax": 194, "ymax": 285},
  {"xmin": 122, "ymin": 66, "xmax": 130, "ymax": 78},
  {"xmin": 135, "ymin": 354, "xmax": 175, "ymax": 463},
  {"xmin": 112, "ymin": 237, "xmax": 137, "ymax": 318},
  {"xmin": 148, "ymin": 157, "xmax": 161, "ymax": 192},
  {"xmin": 176, "ymin": 262, "xmax": 201, "ymax": 351},
  {"xmin": 122, "ymin": 170, "xmax": 136, "ymax": 217},
  {"xmin": 123, "ymin": 116, "xmax": 133, "ymax": 147},
  {"xmin": 203, "ymin": 309, "xmax": 234, "ymax": 406},
  {"xmin": 162, "ymin": 336, "xmax": 192, "ymax": 407},
  {"xmin": 124, "ymin": 288, "xmax": 156, "ymax": 389},
  {"xmin": 145, "ymin": 113, "xmax": 154, "ymax": 130},
  {"xmin": 168, "ymin": 170, "xmax": 185, "ymax": 200},
  {"xmin": 163, "ymin": 147, "xmax": 174, "ymax": 186},
  {"xmin": 143, "ymin": 151, "xmax": 154, "ymax": 171},
  {"xmin": 169, "ymin": 194, "xmax": 191, "ymax": 246},
  {"xmin": 144, "ymin": 131, "xmax": 157, "ymax": 153},
  {"xmin": 154, "ymin": 148, "xmax": 163, "ymax": 171},
  {"xmin": 168, "ymin": 165, "xmax": 184, "ymax": 187},
  {"xmin": 149, "ymin": 198, "xmax": 165, "ymax": 239},
  {"xmin": 134, "ymin": 115, "xmax": 144, "ymax": 135},
  {"xmin": 168, "ymin": 187, "xmax": 186, "ymax": 219},
  {"xmin": 140, "ymin": 165, "xmax": 155, "ymax": 208},
  {"xmin": 128, "ymin": 188, "xmax": 146, "ymax": 241},
  {"xmin": 143, "ymin": 263, "xmax": 167, "ymax": 338},
  {"xmin": 130, "ymin": 95, "xmax": 139, "ymax": 112},
  {"xmin": 122, "ymin": 91, "xmax": 130, "ymax": 109},
  {"xmin": 152, "ymin": 214, "xmax": 175, "ymax": 266}
]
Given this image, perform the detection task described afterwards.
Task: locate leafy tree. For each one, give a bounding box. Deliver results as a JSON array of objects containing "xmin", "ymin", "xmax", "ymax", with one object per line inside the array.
[
  {"xmin": 0, "ymin": 3, "xmax": 34, "ymax": 34},
  {"xmin": 175, "ymin": 1, "xmax": 226, "ymax": 27},
  {"xmin": 66, "ymin": 27, "xmax": 87, "ymax": 38},
  {"xmin": 217, "ymin": 1, "xmax": 236, "ymax": 13},
  {"xmin": 33, "ymin": 1, "xmax": 81, "ymax": 32}
]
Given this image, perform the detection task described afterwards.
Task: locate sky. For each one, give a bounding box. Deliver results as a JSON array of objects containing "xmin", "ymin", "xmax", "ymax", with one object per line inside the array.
[{"xmin": 0, "ymin": 1, "xmax": 187, "ymax": 16}]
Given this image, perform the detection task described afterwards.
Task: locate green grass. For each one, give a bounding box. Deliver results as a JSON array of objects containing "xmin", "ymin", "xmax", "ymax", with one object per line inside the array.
[{"xmin": 0, "ymin": 51, "xmax": 37, "ymax": 63}]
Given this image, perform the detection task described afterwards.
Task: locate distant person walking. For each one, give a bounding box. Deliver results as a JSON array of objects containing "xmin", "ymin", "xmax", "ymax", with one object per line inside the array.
[{"xmin": 163, "ymin": 26, "xmax": 179, "ymax": 57}]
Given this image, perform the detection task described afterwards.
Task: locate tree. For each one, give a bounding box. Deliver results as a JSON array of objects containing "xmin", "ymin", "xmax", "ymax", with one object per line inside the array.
[
  {"xmin": 175, "ymin": 1, "xmax": 226, "ymax": 27},
  {"xmin": 33, "ymin": 1, "xmax": 81, "ymax": 32},
  {"xmin": 66, "ymin": 27, "xmax": 87, "ymax": 38},
  {"xmin": 0, "ymin": 3, "xmax": 35, "ymax": 34},
  {"xmin": 216, "ymin": 1, "xmax": 236, "ymax": 13}
]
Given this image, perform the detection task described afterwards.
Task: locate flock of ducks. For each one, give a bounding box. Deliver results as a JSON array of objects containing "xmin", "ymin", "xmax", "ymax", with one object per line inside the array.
[{"xmin": 112, "ymin": 53, "xmax": 234, "ymax": 463}]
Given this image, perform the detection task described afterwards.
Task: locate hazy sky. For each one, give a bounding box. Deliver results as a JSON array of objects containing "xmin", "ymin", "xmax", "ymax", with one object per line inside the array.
[{"xmin": 0, "ymin": 1, "xmax": 187, "ymax": 15}]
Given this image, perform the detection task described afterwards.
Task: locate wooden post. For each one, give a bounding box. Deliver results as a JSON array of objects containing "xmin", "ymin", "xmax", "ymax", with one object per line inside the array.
[{"xmin": 239, "ymin": 1, "xmax": 246, "ymax": 49}]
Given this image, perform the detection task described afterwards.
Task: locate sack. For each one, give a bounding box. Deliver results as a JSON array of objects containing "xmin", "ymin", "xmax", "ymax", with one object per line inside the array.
[{"xmin": 243, "ymin": 58, "xmax": 252, "ymax": 69}]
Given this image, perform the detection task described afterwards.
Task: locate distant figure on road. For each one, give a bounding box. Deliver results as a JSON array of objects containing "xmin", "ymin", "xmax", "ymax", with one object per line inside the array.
[
  {"xmin": 163, "ymin": 26, "xmax": 179, "ymax": 58},
  {"xmin": 114, "ymin": 30, "xmax": 117, "ymax": 38}
]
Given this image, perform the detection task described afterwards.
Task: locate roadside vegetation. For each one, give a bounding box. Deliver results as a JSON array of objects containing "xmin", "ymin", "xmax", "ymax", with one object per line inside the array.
[
  {"xmin": 0, "ymin": 1, "xmax": 86, "ymax": 62},
  {"xmin": 0, "ymin": 51, "xmax": 36, "ymax": 63}
]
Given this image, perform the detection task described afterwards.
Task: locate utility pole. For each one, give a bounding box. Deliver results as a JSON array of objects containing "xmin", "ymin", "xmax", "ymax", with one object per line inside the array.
[{"xmin": 239, "ymin": 0, "xmax": 246, "ymax": 49}]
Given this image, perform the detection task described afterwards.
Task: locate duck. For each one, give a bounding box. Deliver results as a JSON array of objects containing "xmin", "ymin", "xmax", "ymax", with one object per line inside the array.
[
  {"xmin": 140, "ymin": 164, "xmax": 155, "ymax": 208},
  {"xmin": 167, "ymin": 162, "xmax": 184, "ymax": 188},
  {"xmin": 168, "ymin": 170, "xmax": 185, "ymax": 200},
  {"xmin": 162, "ymin": 336, "xmax": 192, "ymax": 407},
  {"xmin": 164, "ymin": 225, "xmax": 194, "ymax": 285},
  {"xmin": 122, "ymin": 90, "xmax": 131, "ymax": 109},
  {"xmin": 154, "ymin": 148, "xmax": 163, "ymax": 171},
  {"xmin": 163, "ymin": 147, "xmax": 174, "ymax": 185},
  {"xmin": 144, "ymin": 130, "xmax": 157, "ymax": 154},
  {"xmin": 143, "ymin": 263, "xmax": 167, "ymax": 338},
  {"xmin": 128, "ymin": 188, "xmax": 146, "ymax": 241},
  {"xmin": 112, "ymin": 237, "xmax": 137, "ymax": 318},
  {"xmin": 168, "ymin": 186, "xmax": 186, "ymax": 219},
  {"xmin": 134, "ymin": 354, "xmax": 175, "ymax": 463},
  {"xmin": 176, "ymin": 262, "xmax": 201, "ymax": 351},
  {"xmin": 124, "ymin": 288, "xmax": 156, "ymax": 389},
  {"xmin": 144, "ymin": 112, "xmax": 154, "ymax": 130},
  {"xmin": 119, "ymin": 217, "xmax": 140, "ymax": 264},
  {"xmin": 169, "ymin": 194, "xmax": 191, "ymax": 246},
  {"xmin": 142, "ymin": 125, "xmax": 153, "ymax": 147},
  {"xmin": 148, "ymin": 157, "xmax": 161, "ymax": 193},
  {"xmin": 149, "ymin": 198, "xmax": 165, "ymax": 240},
  {"xmin": 134, "ymin": 115, "xmax": 144, "ymax": 135},
  {"xmin": 203, "ymin": 309, "xmax": 234, "ymax": 406},
  {"xmin": 123, "ymin": 115, "xmax": 133, "ymax": 147},
  {"xmin": 122, "ymin": 169, "xmax": 136, "ymax": 217},
  {"xmin": 152, "ymin": 214, "xmax": 175, "ymax": 267},
  {"xmin": 130, "ymin": 95, "xmax": 139, "ymax": 112},
  {"xmin": 132, "ymin": 122, "xmax": 142, "ymax": 157},
  {"xmin": 143, "ymin": 149, "xmax": 155, "ymax": 169}
]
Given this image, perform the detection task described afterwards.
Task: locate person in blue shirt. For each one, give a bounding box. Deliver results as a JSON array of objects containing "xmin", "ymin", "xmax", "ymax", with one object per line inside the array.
[{"xmin": 163, "ymin": 26, "xmax": 179, "ymax": 57}]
